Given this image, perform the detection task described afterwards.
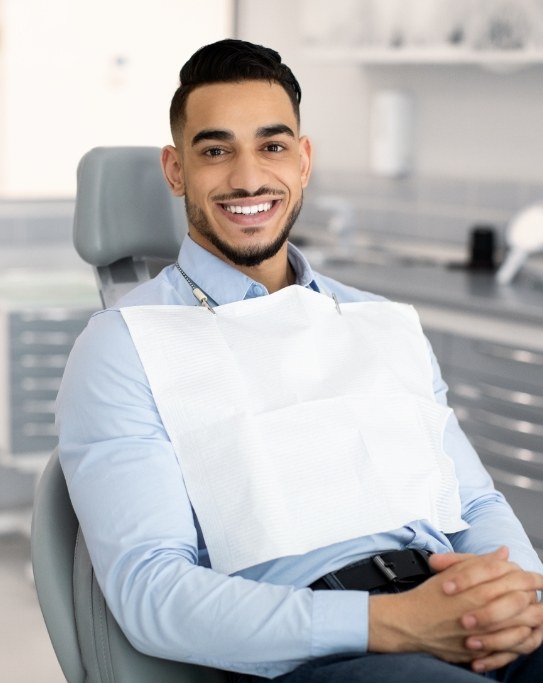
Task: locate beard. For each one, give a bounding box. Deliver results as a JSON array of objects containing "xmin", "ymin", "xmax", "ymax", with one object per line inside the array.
[{"xmin": 184, "ymin": 189, "xmax": 303, "ymax": 268}]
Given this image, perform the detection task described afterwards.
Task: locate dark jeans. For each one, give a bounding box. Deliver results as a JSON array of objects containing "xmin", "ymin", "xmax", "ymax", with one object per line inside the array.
[{"xmin": 227, "ymin": 646, "xmax": 543, "ymax": 683}]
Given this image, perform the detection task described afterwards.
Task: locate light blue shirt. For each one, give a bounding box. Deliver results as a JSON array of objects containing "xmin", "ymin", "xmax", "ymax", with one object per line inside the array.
[{"xmin": 57, "ymin": 236, "xmax": 543, "ymax": 678}]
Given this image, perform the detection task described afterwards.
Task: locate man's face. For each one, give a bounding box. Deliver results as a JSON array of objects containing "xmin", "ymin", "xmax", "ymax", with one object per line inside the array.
[{"xmin": 169, "ymin": 80, "xmax": 312, "ymax": 268}]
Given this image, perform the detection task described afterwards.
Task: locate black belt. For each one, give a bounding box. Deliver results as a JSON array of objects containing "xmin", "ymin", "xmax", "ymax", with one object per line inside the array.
[{"xmin": 309, "ymin": 549, "xmax": 434, "ymax": 593}]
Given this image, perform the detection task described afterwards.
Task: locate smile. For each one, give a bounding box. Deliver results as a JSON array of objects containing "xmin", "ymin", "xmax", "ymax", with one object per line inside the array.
[{"xmin": 223, "ymin": 201, "xmax": 274, "ymax": 215}]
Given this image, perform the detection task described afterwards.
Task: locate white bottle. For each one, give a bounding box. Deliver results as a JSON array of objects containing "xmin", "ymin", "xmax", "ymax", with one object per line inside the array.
[{"xmin": 369, "ymin": 90, "xmax": 414, "ymax": 178}]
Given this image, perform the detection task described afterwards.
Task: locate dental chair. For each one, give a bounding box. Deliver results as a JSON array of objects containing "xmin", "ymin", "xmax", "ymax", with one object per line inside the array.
[{"xmin": 31, "ymin": 147, "xmax": 227, "ymax": 682}]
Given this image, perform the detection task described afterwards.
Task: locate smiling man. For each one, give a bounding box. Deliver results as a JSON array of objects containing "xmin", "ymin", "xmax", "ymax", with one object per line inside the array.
[
  {"xmin": 162, "ymin": 77, "xmax": 311, "ymax": 289},
  {"xmin": 56, "ymin": 39, "xmax": 543, "ymax": 683}
]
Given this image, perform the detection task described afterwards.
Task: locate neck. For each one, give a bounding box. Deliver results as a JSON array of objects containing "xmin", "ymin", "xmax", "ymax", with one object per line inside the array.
[
  {"xmin": 236, "ymin": 247, "xmax": 296, "ymax": 294},
  {"xmin": 188, "ymin": 232, "xmax": 296, "ymax": 294}
]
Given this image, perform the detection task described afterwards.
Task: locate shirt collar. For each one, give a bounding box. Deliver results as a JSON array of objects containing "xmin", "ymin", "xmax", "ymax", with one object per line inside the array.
[{"xmin": 176, "ymin": 236, "xmax": 320, "ymax": 306}]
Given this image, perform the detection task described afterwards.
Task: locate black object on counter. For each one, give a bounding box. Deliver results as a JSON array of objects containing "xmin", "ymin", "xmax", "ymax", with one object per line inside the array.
[
  {"xmin": 469, "ymin": 225, "xmax": 497, "ymax": 270},
  {"xmin": 448, "ymin": 225, "xmax": 498, "ymax": 272}
]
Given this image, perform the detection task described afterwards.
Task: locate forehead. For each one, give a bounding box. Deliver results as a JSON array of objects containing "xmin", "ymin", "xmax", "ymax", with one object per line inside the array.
[{"xmin": 182, "ymin": 80, "xmax": 298, "ymax": 138}]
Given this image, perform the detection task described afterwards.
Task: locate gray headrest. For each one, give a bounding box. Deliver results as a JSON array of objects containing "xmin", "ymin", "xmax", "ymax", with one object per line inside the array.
[{"xmin": 74, "ymin": 146, "xmax": 185, "ymax": 267}]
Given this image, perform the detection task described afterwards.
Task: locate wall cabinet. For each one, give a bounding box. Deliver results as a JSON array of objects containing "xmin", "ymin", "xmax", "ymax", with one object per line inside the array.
[
  {"xmin": 425, "ymin": 328, "xmax": 543, "ymax": 559},
  {"xmin": 0, "ymin": 307, "xmax": 93, "ymax": 466}
]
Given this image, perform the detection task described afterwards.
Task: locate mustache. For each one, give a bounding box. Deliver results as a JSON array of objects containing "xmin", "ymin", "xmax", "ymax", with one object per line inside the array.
[{"xmin": 211, "ymin": 187, "xmax": 286, "ymax": 203}]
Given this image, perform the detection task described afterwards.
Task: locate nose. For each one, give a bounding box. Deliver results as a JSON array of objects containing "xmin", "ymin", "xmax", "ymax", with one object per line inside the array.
[{"xmin": 227, "ymin": 150, "xmax": 271, "ymax": 195}]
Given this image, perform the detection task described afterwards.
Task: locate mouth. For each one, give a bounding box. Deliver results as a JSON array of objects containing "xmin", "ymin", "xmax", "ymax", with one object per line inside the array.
[
  {"xmin": 222, "ymin": 200, "xmax": 275, "ymax": 215},
  {"xmin": 217, "ymin": 198, "xmax": 282, "ymax": 225}
]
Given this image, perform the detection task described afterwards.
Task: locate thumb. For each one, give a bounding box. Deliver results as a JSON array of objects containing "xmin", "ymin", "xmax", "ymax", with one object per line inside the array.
[
  {"xmin": 429, "ymin": 551, "xmax": 474, "ymax": 573},
  {"xmin": 430, "ymin": 546, "xmax": 510, "ymax": 574}
]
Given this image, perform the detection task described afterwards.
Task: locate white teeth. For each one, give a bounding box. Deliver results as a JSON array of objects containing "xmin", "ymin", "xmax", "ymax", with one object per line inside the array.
[{"xmin": 225, "ymin": 202, "xmax": 273, "ymax": 215}]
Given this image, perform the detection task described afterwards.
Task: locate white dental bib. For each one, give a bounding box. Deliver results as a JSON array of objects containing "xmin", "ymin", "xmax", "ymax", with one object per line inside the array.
[{"xmin": 121, "ymin": 286, "xmax": 467, "ymax": 575}]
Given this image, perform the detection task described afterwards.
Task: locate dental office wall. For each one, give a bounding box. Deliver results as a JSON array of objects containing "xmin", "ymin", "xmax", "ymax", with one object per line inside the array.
[
  {"xmin": 0, "ymin": 0, "xmax": 233, "ymax": 197},
  {"xmin": 237, "ymin": 0, "xmax": 543, "ymax": 184},
  {"xmin": 0, "ymin": 1, "xmax": 232, "ymax": 508}
]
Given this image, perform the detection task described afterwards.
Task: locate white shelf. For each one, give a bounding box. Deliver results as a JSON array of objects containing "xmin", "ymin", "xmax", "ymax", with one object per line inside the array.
[{"xmin": 303, "ymin": 46, "xmax": 543, "ymax": 67}]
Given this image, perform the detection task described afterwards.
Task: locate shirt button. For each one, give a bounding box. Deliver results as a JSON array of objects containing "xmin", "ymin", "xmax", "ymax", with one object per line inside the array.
[{"xmin": 252, "ymin": 284, "xmax": 266, "ymax": 296}]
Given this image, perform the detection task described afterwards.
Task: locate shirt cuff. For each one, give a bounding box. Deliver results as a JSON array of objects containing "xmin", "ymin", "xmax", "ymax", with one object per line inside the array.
[{"xmin": 311, "ymin": 589, "xmax": 368, "ymax": 658}]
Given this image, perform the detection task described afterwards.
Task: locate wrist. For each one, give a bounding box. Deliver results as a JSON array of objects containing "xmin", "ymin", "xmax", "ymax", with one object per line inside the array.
[{"xmin": 368, "ymin": 593, "xmax": 414, "ymax": 654}]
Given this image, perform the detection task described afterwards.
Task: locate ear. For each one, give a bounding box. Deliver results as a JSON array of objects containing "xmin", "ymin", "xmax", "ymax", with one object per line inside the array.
[
  {"xmin": 299, "ymin": 136, "xmax": 313, "ymax": 189},
  {"xmin": 160, "ymin": 145, "xmax": 185, "ymax": 196}
]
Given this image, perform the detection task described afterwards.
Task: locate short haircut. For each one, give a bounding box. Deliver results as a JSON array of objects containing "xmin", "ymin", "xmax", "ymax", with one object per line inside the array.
[{"xmin": 169, "ymin": 39, "xmax": 302, "ymax": 138}]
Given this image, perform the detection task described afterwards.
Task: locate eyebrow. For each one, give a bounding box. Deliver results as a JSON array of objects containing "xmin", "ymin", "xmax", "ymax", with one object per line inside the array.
[
  {"xmin": 191, "ymin": 123, "xmax": 295, "ymax": 147},
  {"xmin": 191, "ymin": 129, "xmax": 234, "ymax": 146},
  {"xmin": 256, "ymin": 124, "xmax": 295, "ymax": 139}
]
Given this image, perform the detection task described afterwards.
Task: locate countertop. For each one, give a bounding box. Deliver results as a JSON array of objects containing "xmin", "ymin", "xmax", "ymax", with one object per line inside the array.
[{"xmin": 295, "ymin": 229, "xmax": 543, "ymax": 350}]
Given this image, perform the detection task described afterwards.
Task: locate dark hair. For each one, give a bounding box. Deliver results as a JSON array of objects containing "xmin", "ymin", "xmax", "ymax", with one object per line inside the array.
[{"xmin": 169, "ymin": 39, "xmax": 302, "ymax": 137}]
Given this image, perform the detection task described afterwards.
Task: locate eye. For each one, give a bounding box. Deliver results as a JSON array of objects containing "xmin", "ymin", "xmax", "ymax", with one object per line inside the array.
[
  {"xmin": 203, "ymin": 147, "xmax": 227, "ymax": 158},
  {"xmin": 264, "ymin": 142, "xmax": 285, "ymax": 153}
]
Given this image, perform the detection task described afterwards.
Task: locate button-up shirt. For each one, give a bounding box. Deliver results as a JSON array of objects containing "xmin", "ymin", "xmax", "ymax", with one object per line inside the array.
[{"xmin": 57, "ymin": 236, "xmax": 543, "ymax": 678}]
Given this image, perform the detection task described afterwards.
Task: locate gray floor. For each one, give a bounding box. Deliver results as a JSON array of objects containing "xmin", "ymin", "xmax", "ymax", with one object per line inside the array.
[{"xmin": 0, "ymin": 531, "xmax": 65, "ymax": 682}]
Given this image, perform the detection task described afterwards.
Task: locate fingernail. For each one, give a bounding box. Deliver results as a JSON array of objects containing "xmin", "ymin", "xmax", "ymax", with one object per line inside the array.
[
  {"xmin": 443, "ymin": 580, "xmax": 457, "ymax": 595},
  {"xmin": 469, "ymin": 639, "xmax": 483, "ymax": 650},
  {"xmin": 463, "ymin": 614, "xmax": 477, "ymax": 629},
  {"xmin": 472, "ymin": 661, "xmax": 486, "ymax": 673}
]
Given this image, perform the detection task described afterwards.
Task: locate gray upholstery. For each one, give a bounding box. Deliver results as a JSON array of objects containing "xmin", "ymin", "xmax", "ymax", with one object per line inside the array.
[
  {"xmin": 31, "ymin": 147, "xmax": 229, "ymax": 681},
  {"xmin": 32, "ymin": 451, "xmax": 227, "ymax": 683},
  {"xmin": 74, "ymin": 146, "xmax": 186, "ymax": 306},
  {"xmin": 31, "ymin": 449, "xmax": 85, "ymax": 683}
]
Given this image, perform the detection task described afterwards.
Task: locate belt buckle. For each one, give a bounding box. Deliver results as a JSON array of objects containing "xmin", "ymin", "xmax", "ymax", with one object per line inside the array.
[{"xmin": 372, "ymin": 554, "xmax": 399, "ymax": 583}]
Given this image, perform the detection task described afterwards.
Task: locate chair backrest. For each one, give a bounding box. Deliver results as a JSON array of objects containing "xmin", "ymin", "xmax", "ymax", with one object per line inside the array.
[
  {"xmin": 74, "ymin": 146, "xmax": 186, "ymax": 307},
  {"xmin": 31, "ymin": 451, "xmax": 226, "ymax": 683},
  {"xmin": 31, "ymin": 147, "xmax": 227, "ymax": 682},
  {"xmin": 31, "ymin": 449, "xmax": 85, "ymax": 683}
]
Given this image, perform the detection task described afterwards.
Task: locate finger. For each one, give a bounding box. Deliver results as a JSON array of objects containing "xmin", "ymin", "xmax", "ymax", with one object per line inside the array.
[
  {"xmin": 480, "ymin": 571, "xmax": 543, "ymax": 604},
  {"xmin": 436, "ymin": 548, "xmax": 514, "ymax": 595},
  {"xmin": 470, "ymin": 628, "xmax": 543, "ymax": 673},
  {"xmin": 454, "ymin": 562, "xmax": 543, "ymax": 603},
  {"xmin": 466, "ymin": 625, "xmax": 533, "ymax": 654},
  {"xmin": 462, "ymin": 574, "xmax": 543, "ymax": 630},
  {"xmin": 429, "ymin": 551, "xmax": 476, "ymax": 573},
  {"xmin": 497, "ymin": 604, "xmax": 543, "ymax": 632},
  {"xmin": 471, "ymin": 651, "xmax": 519, "ymax": 673},
  {"xmin": 433, "ymin": 546, "xmax": 510, "ymax": 571},
  {"xmin": 462, "ymin": 590, "xmax": 534, "ymax": 631}
]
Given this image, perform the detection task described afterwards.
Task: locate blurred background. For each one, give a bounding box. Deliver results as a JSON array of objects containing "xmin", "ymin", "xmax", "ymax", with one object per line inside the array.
[{"xmin": 1, "ymin": 0, "xmax": 542, "ymax": 680}]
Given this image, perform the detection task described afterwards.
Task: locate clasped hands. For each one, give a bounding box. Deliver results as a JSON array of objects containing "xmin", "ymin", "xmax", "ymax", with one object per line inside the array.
[{"xmin": 368, "ymin": 546, "xmax": 543, "ymax": 673}]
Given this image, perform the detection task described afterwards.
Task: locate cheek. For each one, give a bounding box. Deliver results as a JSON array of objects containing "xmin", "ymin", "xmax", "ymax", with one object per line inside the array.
[
  {"xmin": 284, "ymin": 171, "xmax": 306, "ymax": 195},
  {"xmin": 185, "ymin": 176, "xmax": 215, "ymax": 207}
]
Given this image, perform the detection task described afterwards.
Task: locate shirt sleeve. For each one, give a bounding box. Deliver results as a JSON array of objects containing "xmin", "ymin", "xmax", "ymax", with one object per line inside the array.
[{"xmin": 56, "ymin": 310, "xmax": 366, "ymax": 678}]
